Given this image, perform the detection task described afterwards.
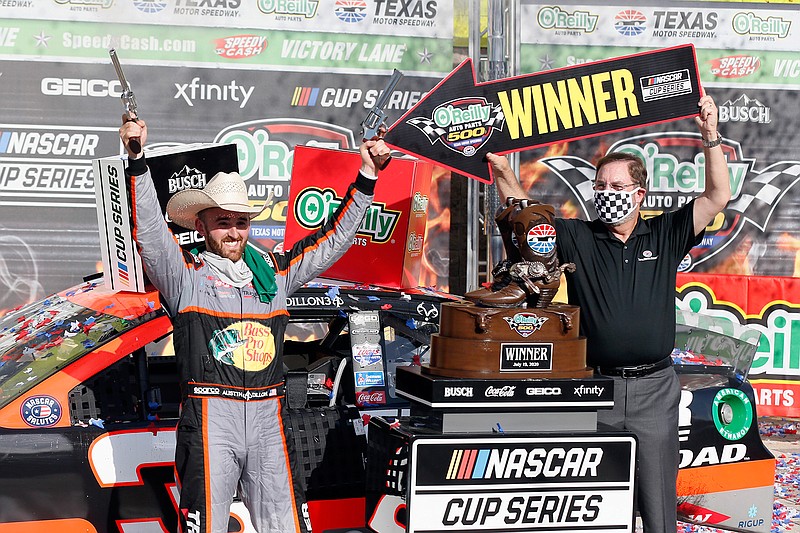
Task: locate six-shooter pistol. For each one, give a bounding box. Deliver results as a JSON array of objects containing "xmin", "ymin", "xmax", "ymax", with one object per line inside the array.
[
  {"xmin": 109, "ymin": 48, "xmax": 141, "ymax": 155},
  {"xmin": 360, "ymin": 69, "xmax": 403, "ymax": 169}
]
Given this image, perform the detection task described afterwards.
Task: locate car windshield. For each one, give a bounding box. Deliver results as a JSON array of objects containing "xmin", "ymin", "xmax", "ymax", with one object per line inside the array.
[{"xmin": 0, "ymin": 285, "xmax": 153, "ymax": 409}]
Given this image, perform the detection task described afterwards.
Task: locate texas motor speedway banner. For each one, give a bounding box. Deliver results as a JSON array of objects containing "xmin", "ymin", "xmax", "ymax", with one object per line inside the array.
[{"xmin": 0, "ymin": 2, "xmax": 454, "ymax": 311}]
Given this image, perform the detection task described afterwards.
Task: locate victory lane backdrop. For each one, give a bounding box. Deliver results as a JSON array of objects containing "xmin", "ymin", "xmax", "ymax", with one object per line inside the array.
[{"xmin": 385, "ymin": 44, "xmax": 701, "ymax": 183}]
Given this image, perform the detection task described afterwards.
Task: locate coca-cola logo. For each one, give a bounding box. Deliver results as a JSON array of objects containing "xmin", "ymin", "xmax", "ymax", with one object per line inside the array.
[
  {"xmin": 356, "ymin": 390, "xmax": 386, "ymax": 405},
  {"xmin": 484, "ymin": 385, "xmax": 516, "ymax": 398}
]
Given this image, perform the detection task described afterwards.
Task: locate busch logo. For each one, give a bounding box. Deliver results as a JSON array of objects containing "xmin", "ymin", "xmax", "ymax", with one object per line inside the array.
[
  {"xmin": 484, "ymin": 385, "xmax": 516, "ymax": 398},
  {"xmin": 444, "ymin": 386, "xmax": 473, "ymax": 398},
  {"xmin": 293, "ymin": 187, "xmax": 400, "ymax": 243},
  {"xmin": 719, "ymin": 95, "xmax": 771, "ymax": 124},
  {"xmin": 168, "ymin": 166, "xmax": 207, "ymax": 193}
]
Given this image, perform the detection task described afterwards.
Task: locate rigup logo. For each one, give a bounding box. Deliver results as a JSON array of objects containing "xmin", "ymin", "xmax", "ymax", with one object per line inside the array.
[
  {"xmin": 174, "ymin": 77, "xmax": 255, "ymax": 108},
  {"xmin": 537, "ymin": 6, "xmax": 598, "ymax": 33},
  {"xmin": 709, "ymin": 55, "xmax": 761, "ymax": 79},
  {"xmin": 334, "ymin": 0, "xmax": 366, "ymax": 23},
  {"xmin": 614, "ymin": 9, "xmax": 646, "ymax": 37},
  {"xmin": 719, "ymin": 94, "xmax": 771, "ymax": 124},
  {"xmin": 445, "ymin": 445, "xmax": 603, "ymax": 480},
  {"xmin": 409, "ymin": 97, "xmax": 504, "ymax": 157},
  {"xmin": 259, "ymin": 0, "xmax": 318, "ymax": 17},
  {"xmin": 640, "ymin": 69, "xmax": 692, "ymax": 102},
  {"xmin": 293, "ymin": 187, "xmax": 400, "ymax": 244},
  {"xmin": 503, "ymin": 312, "xmax": 548, "ymax": 338},
  {"xmin": 21, "ymin": 395, "xmax": 62, "ymax": 427},
  {"xmin": 732, "ymin": 11, "xmax": 791, "ymax": 40},
  {"xmin": 526, "ymin": 224, "xmax": 556, "ymax": 254},
  {"xmin": 214, "ymin": 34, "xmax": 267, "ymax": 59}
]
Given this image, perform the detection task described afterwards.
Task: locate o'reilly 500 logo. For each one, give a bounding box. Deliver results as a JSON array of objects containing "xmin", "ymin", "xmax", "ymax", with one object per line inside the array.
[{"xmin": 293, "ymin": 187, "xmax": 400, "ymax": 243}]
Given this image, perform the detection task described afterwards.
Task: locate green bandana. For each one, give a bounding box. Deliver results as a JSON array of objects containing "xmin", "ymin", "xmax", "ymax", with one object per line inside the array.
[{"xmin": 191, "ymin": 244, "xmax": 278, "ymax": 304}]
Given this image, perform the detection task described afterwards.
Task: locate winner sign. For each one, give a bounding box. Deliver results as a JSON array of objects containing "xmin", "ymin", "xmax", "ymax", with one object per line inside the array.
[{"xmin": 385, "ymin": 44, "xmax": 701, "ymax": 183}]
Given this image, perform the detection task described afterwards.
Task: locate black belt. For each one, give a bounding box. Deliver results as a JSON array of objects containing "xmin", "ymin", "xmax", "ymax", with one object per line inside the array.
[
  {"xmin": 187, "ymin": 383, "xmax": 284, "ymax": 401},
  {"xmin": 595, "ymin": 356, "xmax": 672, "ymax": 378}
]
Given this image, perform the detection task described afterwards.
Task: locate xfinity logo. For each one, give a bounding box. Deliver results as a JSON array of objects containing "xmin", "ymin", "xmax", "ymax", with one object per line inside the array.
[
  {"xmin": 444, "ymin": 386, "xmax": 473, "ymax": 398},
  {"xmin": 574, "ymin": 385, "xmax": 604, "ymax": 397},
  {"xmin": 174, "ymin": 78, "xmax": 255, "ymax": 108},
  {"xmin": 41, "ymin": 78, "xmax": 122, "ymax": 97}
]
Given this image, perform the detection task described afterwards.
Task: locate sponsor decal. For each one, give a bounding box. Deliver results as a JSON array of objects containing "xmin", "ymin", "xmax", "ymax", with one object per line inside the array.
[
  {"xmin": 712, "ymin": 388, "xmax": 753, "ymax": 440},
  {"xmin": 651, "ymin": 10, "xmax": 717, "ymax": 39},
  {"xmin": 484, "ymin": 385, "xmax": 516, "ymax": 398},
  {"xmin": 173, "ymin": 0, "xmax": 241, "ymax": 17},
  {"xmin": 408, "ymin": 96, "xmax": 504, "ymax": 157},
  {"xmin": 708, "ymin": 55, "xmax": 761, "ymax": 79},
  {"xmin": 416, "ymin": 302, "xmax": 438, "ymax": 319},
  {"xmin": 614, "ymin": 9, "xmax": 646, "ymax": 37},
  {"xmin": 286, "ymin": 294, "xmax": 344, "ymax": 307},
  {"xmin": 207, "ymin": 321, "xmax": 276, "ymax": 371},
  {"xmin": 54, "ymin": 0, "xmax": 112, "ymax": 11},
  {"xmin": 679, "ymin": 442, "xmax": 747, "ymax": 468},
  {"xmin": 133, "ymin": 0, "xmax": 167, "ymax": 13},
  {"xmin": 355, "ymin": 370, "xmax": 385, "ymax": 387},
  {"xmin": 411, "ymin": 192, "xmax": 429, "ymax": 214},
  {"xmin": 638, "ymin": 249, "xmax": 657, "ymax": 262},
  {"xmin": 731, "ymin": 11, "xmax": 791, "ymax": 41},
  {"xmin": 168, "ymin": 166, "xmax": 207, "ymax": 193},
  {"xmin": 526, "ymin": 386, "xmax": 561, "ymax": 396},
  {"xmin": 214, "ymin": 34, "xmax": 267, "ymax": 59},
  {"xmin": 353, "ymin": 343, "xmax": 383, "ymax": 366},
  {"xmin": 718, "ymin": 94, "xmax": 771, "ymax": 124},
  {"xmin": 443, "ymin": 386, "xmax": 473, "ymax": 398},
  {"xmin": 334, "ymin": 0, "xmax": 367, "ymax": 23},
  {"xmin": 356, "ymin": 390, "xmax": 386, "ymax": 405},
  {"xmin": 537, "ymin": 6, "xmax": 598, "ymax": 34},
  {"xmin": 258, "ymin": 0, "xmax": 318, "ymax": 18},
  {"xmin": 526, "ymin": 224, "xmax": 556, "ymax": 254},
  {"xmin": 678, "ymin": 503, "xmax": 731, "ymax": 526},
  {"xmin": 500, "ymin": 342, "xmax": 553, "ymax": 371},
  {"xmin": 640, "ymin": 69, "xmax": 692, "ymax": 102},
  {"xmin": 293, "ymin": 187, "xmax": 401, "ymax": 244},
  {"xmin": 174, "ymin": 77, "xmax": 255, "ymax": 108},
  {"xmin": 370, "ymin": 0, "xmax": 437, "ymax": 28},
  {"xmin": 407, "ymin": 232, "xmax": 423, "ymax": 253},
  {"xmin": 290, "ymin": 86, "xmax": 424, "ymax": 110},
  {"xmin": 503, "ymin": 312, "xmax": 548, "ymax": 338},
  {"xmin": 443, "ymin": 445, "xmax": 604, "ymax": 480},
  {"xmin": 574, "ymin": 385, "xmax": 604, "ymax": 398},
  {"xmin": 21, "ymin": 395, "xmax": 62, "ymax": 427},
  {"xmin": 41, "ymin": 77, "xmax": 122, "ymax": 97}
]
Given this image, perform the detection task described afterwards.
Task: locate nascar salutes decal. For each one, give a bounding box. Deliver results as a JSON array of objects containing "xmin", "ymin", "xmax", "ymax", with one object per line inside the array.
[
  {"xmin": 385, "ymin": 45, "xmax": 700, "ymax": 183},
  {"xmin": 21, "ymin": 395, "xmax": 62, "ymax": 427}
]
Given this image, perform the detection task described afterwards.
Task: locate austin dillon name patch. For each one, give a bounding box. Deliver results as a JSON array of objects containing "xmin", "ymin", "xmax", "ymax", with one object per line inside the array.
[{"xmin": 500, "ymin": 342, "xmax": 553, "ymax": 372}]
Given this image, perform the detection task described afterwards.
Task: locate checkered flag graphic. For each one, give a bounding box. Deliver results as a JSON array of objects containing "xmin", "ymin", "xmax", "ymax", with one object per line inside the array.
[
  {"xmin": 485, "ymin": 103, "xmax": 505, "ymax": 129},
  {"xmin": 728, "ymin": 161, "xmax": 800, "ymax": 231},
  {"xmin": 539, "ymin": 156, "xmax": 597, "ymax": 219},
  {"xmin": 408, "ymin": 117, "xmax": 447, "ymax": 144}
]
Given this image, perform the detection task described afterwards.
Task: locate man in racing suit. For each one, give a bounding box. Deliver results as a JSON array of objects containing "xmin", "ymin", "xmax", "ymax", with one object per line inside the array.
[{"xmin": 119, "ymin": 116, "xmax": 391, "ymax": 533}]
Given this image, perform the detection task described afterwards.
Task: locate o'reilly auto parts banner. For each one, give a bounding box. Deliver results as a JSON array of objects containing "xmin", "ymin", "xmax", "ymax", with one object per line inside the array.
[
  {"xmin": 0, "ymin": 3, "xmax": 454, "ymax": 314},
  {"xmin": 407, "ymin": 435, "xmax": 637, "ymax": 533},
  {"xmin": 514, "ymin": 1, "xmax": 800, "ymax": 415}
]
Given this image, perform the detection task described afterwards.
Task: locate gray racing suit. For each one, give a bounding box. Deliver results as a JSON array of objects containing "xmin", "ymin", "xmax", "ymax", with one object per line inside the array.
[{"xmin": 128, "ymin": 155, "xmax": 374, "ymax": 533}]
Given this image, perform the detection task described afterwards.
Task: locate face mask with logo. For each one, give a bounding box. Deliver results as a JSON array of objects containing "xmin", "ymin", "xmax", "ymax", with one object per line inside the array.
[{"xmin": 593, "ymin": 189, "xmax": 639, "ymax": 225}]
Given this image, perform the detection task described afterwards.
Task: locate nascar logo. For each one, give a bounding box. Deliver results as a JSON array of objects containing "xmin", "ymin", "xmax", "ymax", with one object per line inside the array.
[{"xmin": 21, "ymin": 395, "xmax": 62, "ymax": 427}]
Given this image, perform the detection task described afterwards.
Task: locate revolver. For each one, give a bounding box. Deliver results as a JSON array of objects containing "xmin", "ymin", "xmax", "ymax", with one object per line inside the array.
[
  {"xmin": 109, "ymin": 48, "xmax": 142, "ymax": 155},
  {"xmin": 360, "ymin": 69, "xmax": 403, "ymax": 169}
]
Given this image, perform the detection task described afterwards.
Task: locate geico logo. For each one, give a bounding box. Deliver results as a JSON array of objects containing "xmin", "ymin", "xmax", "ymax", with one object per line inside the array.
[
  {"xmin": 41, "ymin": 78, "xmax": 122, "ymax": 97},
  {"xmin": 481, "ymin": 447, "xmax": 603, "ymax": 478},
  {"xmin": 678, "ymin": 443, "xmax": 747, "ymax": 468},
  {"xmin": 526, "ymin": 387, "xmax": 561, "ymax": 395},
  {"xmin": 444, "ymin": 387, "xmax": 473, "ymax": 398},
  {"xmin": 193, "ymin": 387, "xmax": 220, "ymax": 395}
]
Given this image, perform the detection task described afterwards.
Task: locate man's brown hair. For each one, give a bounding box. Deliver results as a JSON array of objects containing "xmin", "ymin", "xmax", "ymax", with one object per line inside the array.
[{"xmin": 596, "ymin": 152, "xmax": 648, "ymax": 191}]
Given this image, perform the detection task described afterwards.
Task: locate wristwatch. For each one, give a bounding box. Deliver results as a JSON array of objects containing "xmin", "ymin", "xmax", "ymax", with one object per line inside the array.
[{"xmin": 702, "ymin": 132, "xmax": 723, "ymax": 148}]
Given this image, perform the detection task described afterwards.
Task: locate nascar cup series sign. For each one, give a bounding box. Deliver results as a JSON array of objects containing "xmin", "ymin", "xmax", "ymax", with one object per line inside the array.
[
  {"xmin": 407, "ymin": 436, "xmax": 636, "ymax": 533},
  {"xmin": 385, "ymin": 45, "xmax": 701, "ymax": 183}
]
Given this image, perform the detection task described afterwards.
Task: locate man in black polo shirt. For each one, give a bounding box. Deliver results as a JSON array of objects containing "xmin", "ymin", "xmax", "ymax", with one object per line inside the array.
[{"xmin": 486, "ymin": 94, "xmax": 730, "ymax": 533}]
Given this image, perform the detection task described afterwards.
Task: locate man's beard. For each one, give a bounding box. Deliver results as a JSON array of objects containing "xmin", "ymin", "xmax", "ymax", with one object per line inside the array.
[{"xmin": 206, "ymin": 235, "xmax": 246, "ymax": 262}]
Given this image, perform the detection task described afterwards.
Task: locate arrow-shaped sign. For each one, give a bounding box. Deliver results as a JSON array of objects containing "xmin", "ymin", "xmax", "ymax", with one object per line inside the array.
[{"xmin": 385, "ymin": 44, "xmax": 702, "ymax": 184}]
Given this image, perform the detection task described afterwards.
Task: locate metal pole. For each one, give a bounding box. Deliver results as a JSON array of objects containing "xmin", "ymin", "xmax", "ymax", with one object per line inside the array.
[{"xmin": 465, "ymin": 0, "xmax": 483, "ymax": 292}]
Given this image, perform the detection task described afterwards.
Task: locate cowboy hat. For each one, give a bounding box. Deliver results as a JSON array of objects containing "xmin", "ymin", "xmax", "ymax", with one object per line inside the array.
[{"xmin": 166, "ymin": 171, "xmax": 270, "ymax": 229}]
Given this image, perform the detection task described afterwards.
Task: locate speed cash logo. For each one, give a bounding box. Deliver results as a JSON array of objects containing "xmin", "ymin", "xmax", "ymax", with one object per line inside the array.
[{"xmin": 407, "ymin": 436, "xmax": 636, "ymax": 532}]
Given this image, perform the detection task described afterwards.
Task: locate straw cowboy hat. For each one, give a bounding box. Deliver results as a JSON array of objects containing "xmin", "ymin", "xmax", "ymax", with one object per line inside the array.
[{"xmin": 166, "ymin": 171, "xmax": 270, "ymax": 229}]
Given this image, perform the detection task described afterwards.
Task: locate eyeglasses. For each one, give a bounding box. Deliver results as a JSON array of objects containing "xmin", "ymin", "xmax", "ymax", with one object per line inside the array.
[{"xmin": 593, "ymin": 181, "xmax": 640, "ymax": 192}]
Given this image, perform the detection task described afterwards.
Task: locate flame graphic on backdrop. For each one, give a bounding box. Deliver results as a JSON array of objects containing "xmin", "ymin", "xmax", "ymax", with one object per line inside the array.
[{"xmin": 777, "ymin": 233, "xmax": 800, "ymax": 277}]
